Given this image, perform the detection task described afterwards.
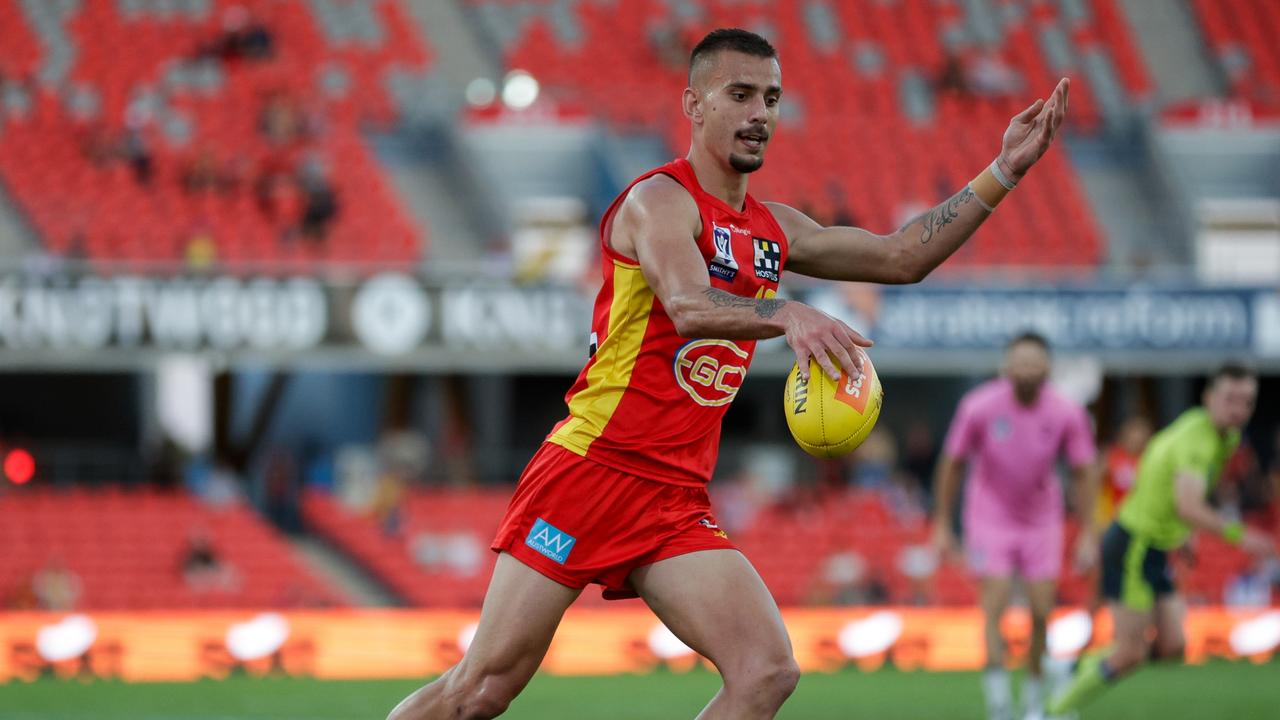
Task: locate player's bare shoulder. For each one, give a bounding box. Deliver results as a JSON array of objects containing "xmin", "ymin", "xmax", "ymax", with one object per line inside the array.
[{"xmin": 609, "ymin": 174, "xmax": 701, "ymax": 259}]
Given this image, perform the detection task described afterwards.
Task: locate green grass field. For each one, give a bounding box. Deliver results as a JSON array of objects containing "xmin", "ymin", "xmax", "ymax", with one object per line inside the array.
[{"xmin": 3, "ymin": 661, "xmax": 1276, "ymax": 719}]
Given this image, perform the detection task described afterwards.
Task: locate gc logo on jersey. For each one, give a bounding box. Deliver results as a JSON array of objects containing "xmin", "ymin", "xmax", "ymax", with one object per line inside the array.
[
  {"xmin": 709, "ymin": 225, "xmax": 739, "ymax": 282},
  {"xmin": 674, "ymin": 339, "xmax": 749, "ymax": 407},
  {"xmin": 753, "ymin": 237, "xmax": 781, "ymax": 282}
]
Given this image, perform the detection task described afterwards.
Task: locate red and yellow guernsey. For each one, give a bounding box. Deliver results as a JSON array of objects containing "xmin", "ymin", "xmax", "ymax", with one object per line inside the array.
[{"xmin": 547, "ymin": 158, "xmax": 788, "ymax": 486}]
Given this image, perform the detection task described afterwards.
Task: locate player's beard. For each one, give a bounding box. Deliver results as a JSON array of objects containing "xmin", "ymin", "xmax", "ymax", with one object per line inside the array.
[
  {"xmin": 1013, "ymin": 379, "xmax": 1043, "ymax": 406},
  {"xmin": 729, "ymin": 152, "xmax": 764, "ymax": 173}
]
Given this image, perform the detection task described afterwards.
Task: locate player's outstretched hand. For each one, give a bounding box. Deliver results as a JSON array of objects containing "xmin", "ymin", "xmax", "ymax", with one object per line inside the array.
[
  {"xmin": 780, "ymin": 302, "xmax": 872, "ymax": 382},
  {"xmin": 1241, "ymin": 528, "xmax": 1276, "ymax": 558},
  {"xmin": 997, "ymin": 77, "xmax": 1069, "ymax": 181}
]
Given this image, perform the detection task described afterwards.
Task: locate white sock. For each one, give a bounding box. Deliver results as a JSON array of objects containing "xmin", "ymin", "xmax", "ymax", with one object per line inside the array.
[
  {"xmin": 1022, "ymin": 675, "xmax": 1043, "ymax": 714},
  {"xmin": 983, "ymin": 668, "xmax": 1013, "ymax": 720}
]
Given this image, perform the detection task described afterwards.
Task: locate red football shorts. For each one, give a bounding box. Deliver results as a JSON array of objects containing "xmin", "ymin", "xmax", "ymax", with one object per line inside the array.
[{"xmin": 491, "ymin": 442, "xmax": 737, "ymax": 599}]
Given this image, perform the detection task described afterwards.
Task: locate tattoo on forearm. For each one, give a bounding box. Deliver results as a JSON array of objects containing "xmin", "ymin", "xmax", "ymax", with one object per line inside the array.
[
  {"xmin": 702, "ymin": 287, "xmax": 787, "ymax": 319},
  {"xmin": 919, "ymin": 186, "xmax": 976, "ymax": 245}
]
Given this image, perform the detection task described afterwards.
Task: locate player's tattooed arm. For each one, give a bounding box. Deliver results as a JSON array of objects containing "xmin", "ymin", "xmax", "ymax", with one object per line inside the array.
[
  {"xmin": 914, "ymin": 186, "xmax": 976, "ymax": 245},
  {"xmin": 768, "ymin": 185, "xmax": 990, "ymax": 284},
  {"xmin": 701, "ymin": 287, "xmax": 787, "ymax": 319}
]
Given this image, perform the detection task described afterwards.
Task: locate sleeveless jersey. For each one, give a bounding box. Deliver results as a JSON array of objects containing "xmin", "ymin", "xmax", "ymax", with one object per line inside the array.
[{"xmin": 546, "ymin": 158, "xmax": 788, "ymax": 486}]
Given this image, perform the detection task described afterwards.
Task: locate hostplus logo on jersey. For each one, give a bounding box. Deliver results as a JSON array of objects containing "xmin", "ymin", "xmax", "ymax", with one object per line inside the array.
[
  {"xmin": 709, "ymin": 225, "xmax": 739, "ymax": 281},
  {"xmin": 526, "ymin": 517, "xmax": 576, "ymax": 565},
  {"xmin": 753, "ymin": 237, "xmax": 781, "ymax": 282}
]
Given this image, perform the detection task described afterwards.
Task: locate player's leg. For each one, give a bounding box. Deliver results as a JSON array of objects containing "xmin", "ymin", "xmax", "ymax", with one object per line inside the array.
[
  {"xmin": 979, "ymin": 576, "xmax": 1016, "ymax": 720},
  {"xmin": 1017, "ymin": 516, "xmax": 1064, "ymax": 720},
  {"xmin": 1047, "ymin": 523, "xmax": 1155, "ymax": 715},
  {"xmin": 627, "ymin": 549, "xmax": 799, "ymax": 719},
  {"xmin": 1021, "ymin": 578, "xmax": 1056, "ymax": 719},
  {"xmin": 386, "ymin": 553, "xmax": 581, "ymax": 720},
  {"xmin": 1151, "ymin": 593, "xmax": 1186, "ymax": 662},
  {"xmin": 967, "ymin": 520, "xmax": 1018, "ymax": 720}
]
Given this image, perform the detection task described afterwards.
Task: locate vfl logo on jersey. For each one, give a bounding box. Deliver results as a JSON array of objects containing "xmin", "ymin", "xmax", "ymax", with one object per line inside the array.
[
  {"xmin": 674, "ymin": 339, "xmax": 749, "ymax": 407},
  {"xmin": 753, "ymin": 237, "xmax": 781, "ymax": 282},
  {"xmin": 526, "ymin": 517, "xmax": 576, "ymax": 565},
  {"xmin": 708, "ymin": 225, "xmax": 739, "ymax": 282}
]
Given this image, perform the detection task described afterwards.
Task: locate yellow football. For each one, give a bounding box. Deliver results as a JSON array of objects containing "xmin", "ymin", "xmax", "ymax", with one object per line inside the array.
[{"xmin": 783, "ymin": 352, "xmax": 884, "ymax": 458}]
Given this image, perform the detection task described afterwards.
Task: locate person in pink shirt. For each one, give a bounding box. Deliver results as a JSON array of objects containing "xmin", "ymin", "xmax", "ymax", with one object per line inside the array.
[{"xmin": 932, "ymin": 332, "xmax": 1099, "ymax": 720}]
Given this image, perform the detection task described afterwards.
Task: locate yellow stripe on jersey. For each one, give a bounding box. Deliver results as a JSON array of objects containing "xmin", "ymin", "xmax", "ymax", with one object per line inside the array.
[{"xmin": 549, "ymin": 260, "xmax": 654, "ymax": 456}]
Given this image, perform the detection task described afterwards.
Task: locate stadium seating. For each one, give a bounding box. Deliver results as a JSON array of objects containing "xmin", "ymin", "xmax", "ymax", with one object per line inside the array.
[
  {"xmin": 303, "ymin": 489, "xmax": 509, "ymax": 608},
  {"xmin": 467, "ymin": 0, "xmax": 1162, "ymax": 268},
  {"xmin": 0, "ymin": 0, "xmax": 429, "ymax": 269},
  {"xmin": 305, "ymin": 484, "xmax": 1275, "ymax": 608},
  {"xmin": 1191, "ymin": 0, "xmax": 1280, "ymax": 109},
  {"xmin": 0, "ymin": 487, "xmax": 344, "ymax": 609}
]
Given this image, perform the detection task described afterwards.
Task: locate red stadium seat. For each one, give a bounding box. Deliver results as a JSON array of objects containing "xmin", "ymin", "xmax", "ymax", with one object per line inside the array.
[
  {"xmin": 0, "ymin": 488, "xmax": 345, "ymax": 609},
  {"xmin": 0, "ymin": 0, "xmax": 430, "ymax": 269},
  {"xmin": 1190, "ymin": 0, "xmax": 1280, "ymax": 111}
]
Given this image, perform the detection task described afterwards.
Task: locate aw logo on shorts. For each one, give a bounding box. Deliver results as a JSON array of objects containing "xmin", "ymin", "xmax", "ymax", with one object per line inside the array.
[
  {"xmin": 708, "ymin": 225, "xmax": 739, "ymax": 282},
  {"xmin": 526, "ymin": 517, "xmax": 576, "ymax": 565},
  {"xmin": 753, "ymin": 237, "xmax": 781, "ymax": 283}
]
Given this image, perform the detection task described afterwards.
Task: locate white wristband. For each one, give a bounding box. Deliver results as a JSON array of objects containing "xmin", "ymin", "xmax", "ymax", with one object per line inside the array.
[{"xmin": 989, "ymin": 160, "xmax": 1017, "ymax": 190}]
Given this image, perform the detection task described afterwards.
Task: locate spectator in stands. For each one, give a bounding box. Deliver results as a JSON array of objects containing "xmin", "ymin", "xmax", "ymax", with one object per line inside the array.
[
  {"xmin": 810, "ymin": 551, "xmax": 888, "ymax": 606},
  {"xmin": 181, "ymin": 148, "xmax": 234, "ymax": 195},
  {"xmin": 649, "ymin": 25, "xmax": 689, "ymax": 71},
  {"xmin": 902, "ymin": 418, "xmax": 939, "ymax": 504},
  {"xmin": 32, "ymin": 555, "xmax": 82, "ymax": 611},
  {"xmin": 180, "ymin": 527, "xmax": 239, "ymax": 592},
  {"xmin": 254, "ymin": 158, "xmax": 300, "ymax": 224},
  {"xmin": 1225, "ymin": 557, "xmax": 1275, "ymax": 607},
  {"xmin": 847, "ymin": 429, "xmax": 897, "ymax": 491},
  {"xmin": 190, "ymin": 461, "xmax": 244, "ymax": 507},
  {"xmin": 936, "ymin": 49, "xmax": 971, "ymax": 98},
  {"xmin": 897, "ymin": 544, "xmax": 940, "ymax": 605},
  {"xmin": 264, "ymin": 446, "xmax": 302, "ymax": 534},
  {"xmin": 371, "ymin": 429, "xmax": 430, "ymax": 535},
  {"xmin": 148, "ymin": 438, "xmax": 189, "ymax": 490},
  {"xmin": 80, "ymin": 122, "xmax": 118, "ymax": 167},
  {"xmin": 202, "ymin": 5, "xmax": 275, "ymax": 63},
  {"xmin": 296, "ymin": 155, "xmax": 339, "ymax": 242},
  {"xmin": 968, "ymin": 49, "xmax": 1024, "ymax": 98},
  {"xmin": 1219, "ymin": 439, "xmax": 1275, "ymax": 531},
  {"xmin": 122, "ymin": 103, "xmax": 155, "ymax": 186},
  {"xmin": 184, "ymin": 226, "xmax": 218, "ymax": 271},
  {"xmin": 1097, "ymin": 416, "xmax": 1153, "ymax": 528},
  {"xmin": 260, "ymin": 92, "xmax": 309, "ymax": 147}
]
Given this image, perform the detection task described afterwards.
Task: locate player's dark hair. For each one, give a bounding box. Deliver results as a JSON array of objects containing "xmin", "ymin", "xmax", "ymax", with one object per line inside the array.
[
  {"xmin": 1006, "ymin": 330, "xmax": 1050, "ymax": 353},
  {"xmin": 1208, "ymin": 360, "xmax": 1256, "ymax": 387},
  {"xmin": 689, "ymin": 28, "xmax": 777, "ymax": 83}
]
